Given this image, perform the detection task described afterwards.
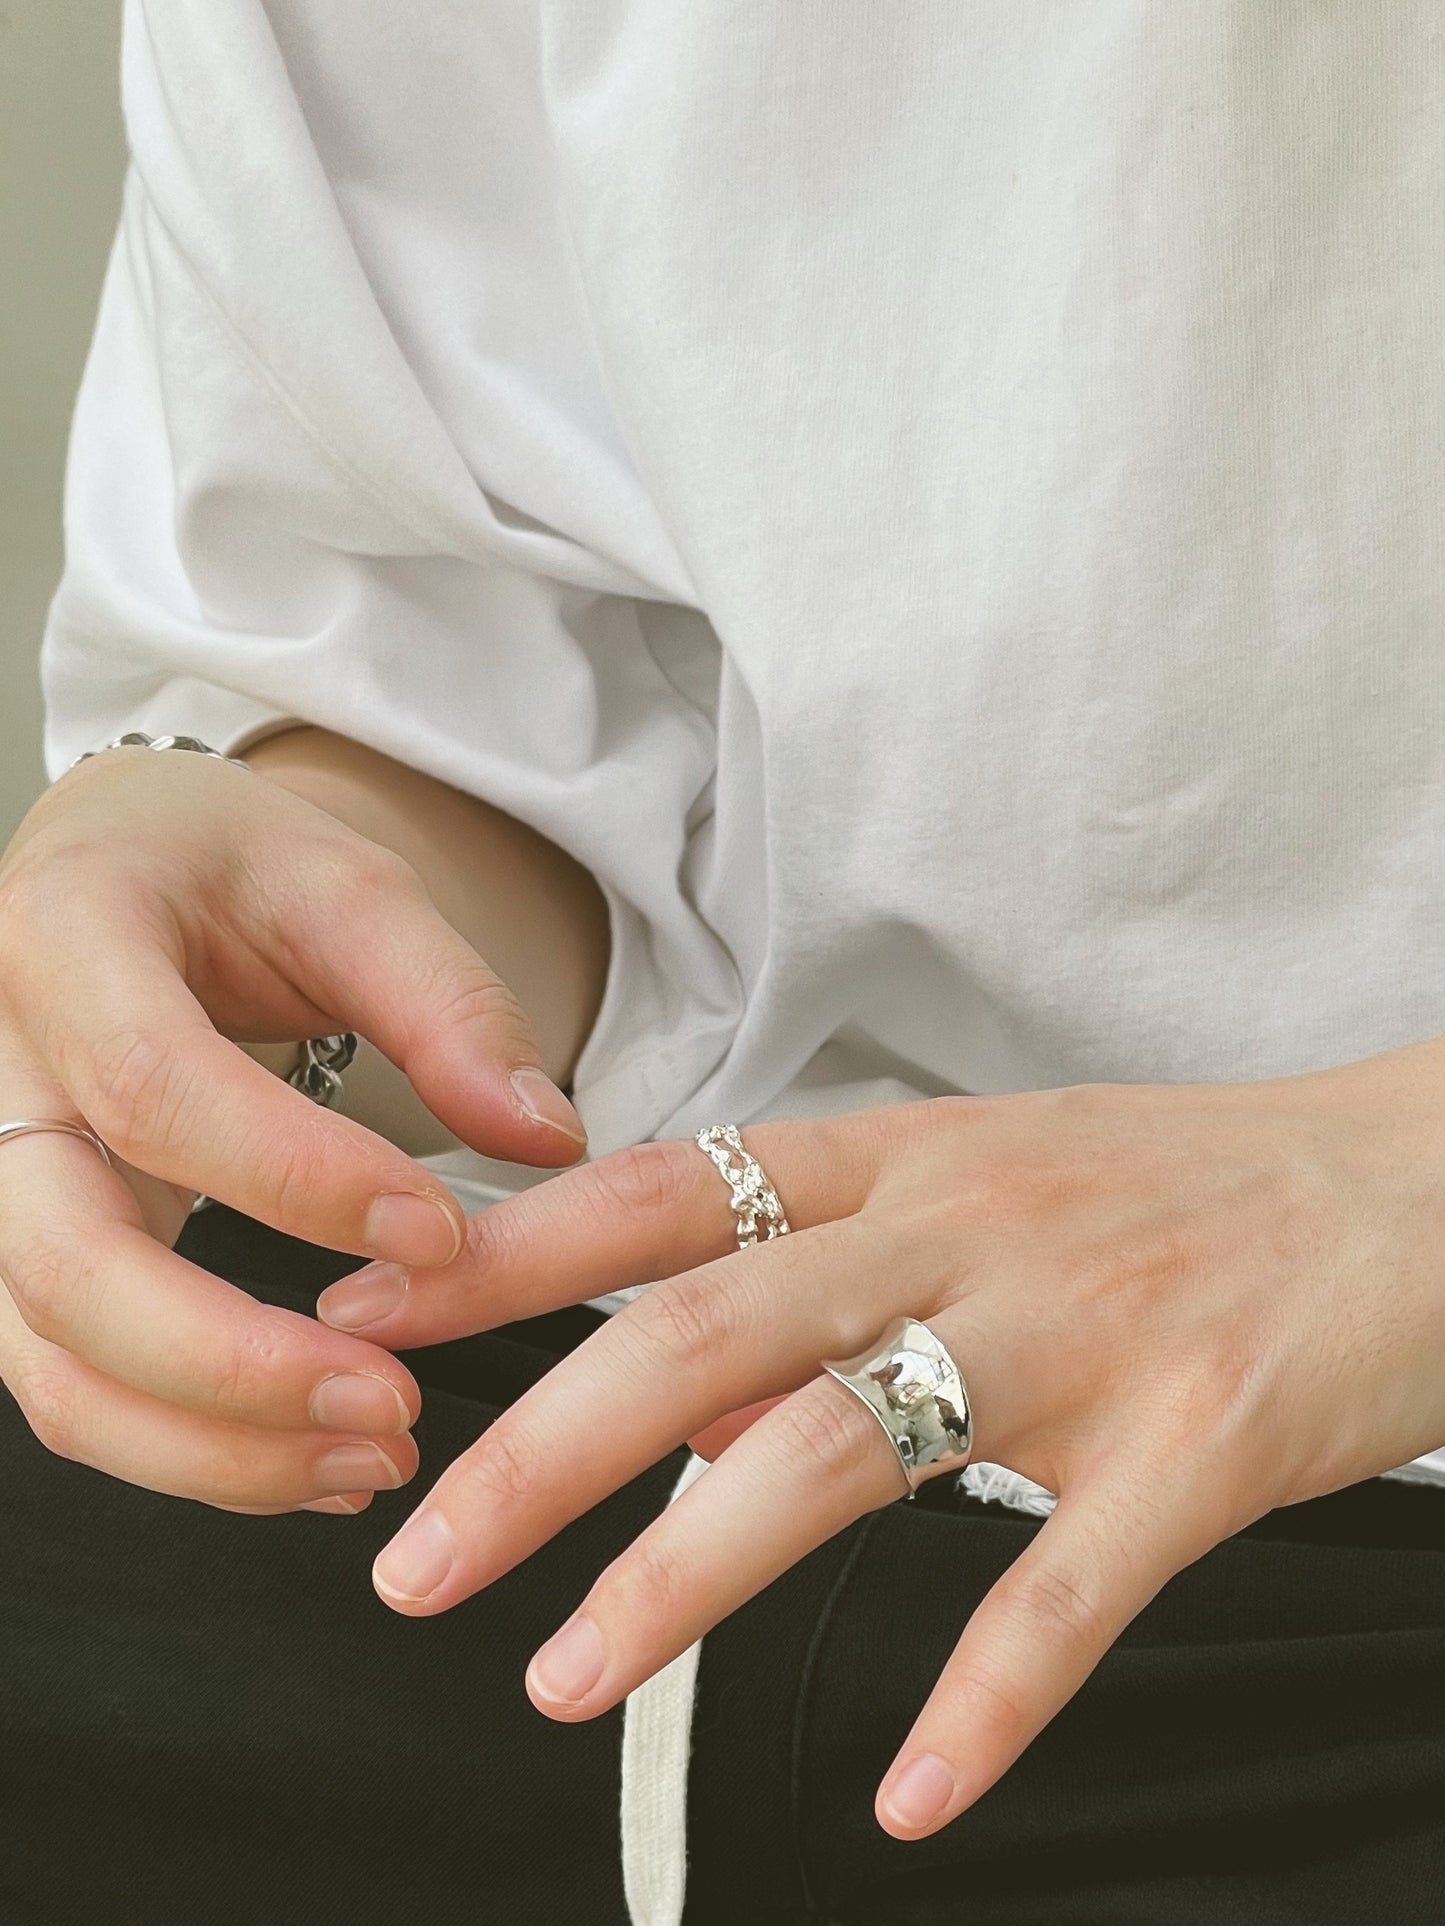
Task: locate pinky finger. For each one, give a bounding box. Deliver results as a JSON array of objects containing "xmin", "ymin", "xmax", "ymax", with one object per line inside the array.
[
  {"xmin": 227, "ymin": 1492, "xmax": 377, "ymax": 1517},
  {"xmin": 0, "ymin": 1285, "xmax": 412, "ymax": 1515},
  {"xmin": 875, "ymin": 1465, "xmax": 1220, "ymax": 1840}
]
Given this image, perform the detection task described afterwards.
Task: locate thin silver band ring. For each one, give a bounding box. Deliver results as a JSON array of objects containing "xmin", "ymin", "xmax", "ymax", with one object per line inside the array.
[{"xmin": 0, "ymin": 1118, "xmax": 114, "ymax": 1168}]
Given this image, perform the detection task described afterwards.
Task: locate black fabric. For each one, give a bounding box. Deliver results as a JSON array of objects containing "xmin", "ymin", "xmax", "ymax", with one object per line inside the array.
[{"xmin": 0, "ymin": 1203, "xmax": 1442, "ymax": 1923}]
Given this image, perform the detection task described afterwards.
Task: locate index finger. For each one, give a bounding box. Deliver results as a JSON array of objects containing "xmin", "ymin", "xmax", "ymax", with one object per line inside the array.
[
  {"xmin": 22, "ymin": 941, "xmax": 470, "ymax": 1271},
  {"xmin": 317, "ymin": 1114, "xmax": 888, "ymax": 1340}
]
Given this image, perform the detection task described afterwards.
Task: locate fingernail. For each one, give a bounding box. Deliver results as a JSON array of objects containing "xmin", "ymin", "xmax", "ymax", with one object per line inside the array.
[
  {"xmin": 365, "ymin": 1190, "xmax": 463, "ymax": 1266},
  {"xmin": 880, "ymin": 1753, "xmax": 955, "ymax": 1832},
  {"xmin": 316, "ymin": 1265, "xmax": 409, "ymax": 1330},
  {"xmin": 509, "ymin": 1068, "xmax": 587, "ymax": 1144},
  {"xmin": 528, "ymin": 1614, "xmax": 606, "ymax": 1705},
  {"xmin": 301, "ymin": 1492, "xmax": 374, "ymax": 1515},
  {"xmin": 374, "ymin": 1508, "xmax": 456, "ymax": 1602},
  {"xmin": 315, "ymin": 1442, "xmax": 406, "ymax": 1490},
  {"xmin": 308, "ymin": 1372, "xmax": 412, "ymax": 1434}
]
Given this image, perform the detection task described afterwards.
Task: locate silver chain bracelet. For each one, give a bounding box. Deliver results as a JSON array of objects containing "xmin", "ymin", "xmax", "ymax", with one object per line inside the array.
[{"xmin": 69, "ymin": 731, "xmax": 359, "ymax": 1216}]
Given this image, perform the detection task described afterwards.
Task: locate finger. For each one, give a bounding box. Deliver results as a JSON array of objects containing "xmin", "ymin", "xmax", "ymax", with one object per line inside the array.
[
  {"xmin": 0, "ymin": 1282, "xmax": 417, "ymax": 1510},
  {"xmin": 686, "ymin": 1391, "xmax": 789, "ymax": 1461},
  {"xmin": 0, "ymin": 1036, "xmax": 424, "ymax": 1433},
  {"xmin": 235, "ymin": 1494, "xmax": 377, "ymax": 1516},
  {"xmin": 265, "ymin": 841, "xmax": 589, "ymax": 1167},
  {"xmin": 874, "ymin": 1466, "xmax": 1218, "ymax": 1839},
  {"xmin": 522, "ymin": 1369, "xmax": 909, "ymax": 1716},
  {"xmin": 19, "ymin": 931, "xmax": 472, "ymax": 1267},
  {"xmin": 367, "ymin": 1223, "xmax": 1044, "ymax": 1616},
  {"xmin": 317, "ymin": 1112, "xmax": 890, "ymax": 1338}
]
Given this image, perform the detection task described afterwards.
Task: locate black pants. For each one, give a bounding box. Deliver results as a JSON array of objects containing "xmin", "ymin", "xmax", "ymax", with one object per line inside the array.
[{"xmin": 2, "ymin": 1203, "xmax": 1444, "ymax": 1925}]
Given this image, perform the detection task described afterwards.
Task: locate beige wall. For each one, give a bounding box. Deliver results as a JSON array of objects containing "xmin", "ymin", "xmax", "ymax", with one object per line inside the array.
[{"xmin": 0, "ymin": 4, "xmax": 127, "ymax": 840}]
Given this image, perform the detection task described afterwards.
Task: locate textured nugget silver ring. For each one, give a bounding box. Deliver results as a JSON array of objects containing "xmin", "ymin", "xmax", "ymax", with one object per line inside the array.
[
  {"xmin": 694, "ymin": 1122, "xmax": 791, "ymax": 1249},
  {"xmin": 821, "ymin": 1315, "xmax": 975, "ymax": 1501}
]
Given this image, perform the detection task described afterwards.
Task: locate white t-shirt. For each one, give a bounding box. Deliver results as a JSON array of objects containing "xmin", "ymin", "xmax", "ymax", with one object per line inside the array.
[{"xmin": 40, "ymin": 7, "xmax": 1445, "ymax": 1915}]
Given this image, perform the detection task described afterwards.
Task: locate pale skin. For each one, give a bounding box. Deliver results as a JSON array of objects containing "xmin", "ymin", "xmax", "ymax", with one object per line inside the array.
[
  {"xmin": 0, "ymin": 726, "xmax": 605, "ymax": 1514},
  {"xmin": 3, "ymin": 725, "xmax": 1444, "ymax": 1840},
  {"xmin": 325, "ymin": 1045, "xmax": 1445, "ymax": 1836}
]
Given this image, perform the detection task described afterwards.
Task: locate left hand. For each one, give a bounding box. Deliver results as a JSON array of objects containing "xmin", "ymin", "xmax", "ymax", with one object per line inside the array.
[{"xmin": 315, "ymin": 1040, "xmax": 1445, "ymax": 1838}]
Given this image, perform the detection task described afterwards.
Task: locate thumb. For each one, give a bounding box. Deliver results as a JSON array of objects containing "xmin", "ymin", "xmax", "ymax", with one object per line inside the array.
[{"xmin": 280, "ymin": 845, "xmax": 588, "ymax": 1168}]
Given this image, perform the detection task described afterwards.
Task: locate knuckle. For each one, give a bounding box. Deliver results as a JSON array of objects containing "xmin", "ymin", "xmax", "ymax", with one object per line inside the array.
[
  {"xmin": 211, "ymin": 1320, "xmax": 295, "ymax": 1420},
  {"xmin": 633, "ymin": 1275, "xmax": 731, "ymax": 1372},
  {"xmin": 83, "ymin": 1024, "xmax": 197, "ymax": 1155},
  {"xmin": 601, "ymin": 1532, "xmax": 691, "ymax": 1624},
  {"xmin": 315, "ymin": 841, "xmax": 423, "ymax": 933},
  {"xmin": 1068, "ymin": 1218, "xmax": 1201, "ymax": 1307},
  {"xmin": 1048, "ymin": 1080, "xmax": 1119, "ymax": 1116},
  {"xmin": 588, "ymin": 1141, "xmax": 694, "ymax": 1226},
  {"xmin": 203, "ymin": 1431, "xmax": 288, "ymax": 1506},
  {"xmin": 341, "ymin": 839, "xmax": 421, "ymax": 903},
  {"xmin": 1161, "ymin": 1328, "xmax": 1271, "ymax": 1448},
  {"xmin": 2, "ymin": 1225, "xmax": 91, "ymax": 1344},
  {"xmin": 465, "ymin": 1417, "xmax": 538, "ymax": 1513},
  {"xmin": 950, "ymin": 1658, "xmax": 1033, "ymax": 1750},
  {"xmin": 1008, "ymin": 1560, "xmax": 1105, "ymax": 1653},
  {"xmin": 974, "ymin": 1143, "xmax": 1105, "ymax": 1224},
  {"xmin": 248, "ymin": 1104, "xmax": 338, "ymax": 1225},
  {"xmin": 1048, "ymin": 1078, "xmax": 1140, "ymax": 1124},
  {"xmin": 1261, "ymin": 1151, "xmax": 1346, "ymax": 1267},
  {"xmin": 14, "ymin": 1360, "xmax": 87, "ymax": 1462},
  {"xmin": 0, "ymin": 862, "xmax": 46, "ymax": 962},
  {"xmin": 463, "ymin": 1191, "xmax": 539, "ymax": 1282},
  {"xmin": 917, "ymin": 1092, "xmax": 991, "ymax": 1135},
  {"xmin": 770, "ymin": 1380, "xmax": 880, "ymax": 1485},
  {"xmin": 422, "ymin": 963, "xmax": 533, "ymax": 1057},
  {"xmin": 0, "ymin": 837, "xmax": 103, "ymax": 939}
]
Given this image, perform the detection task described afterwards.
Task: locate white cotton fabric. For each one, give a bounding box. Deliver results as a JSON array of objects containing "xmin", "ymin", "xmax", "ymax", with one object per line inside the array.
[{"xmin": 40, "ymin": 5, "xmax": 1445, "ymax": 1918}]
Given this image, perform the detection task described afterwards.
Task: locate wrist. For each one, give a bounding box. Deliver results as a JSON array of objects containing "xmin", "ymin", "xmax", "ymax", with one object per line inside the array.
[{"xmin": 1301, "ymin": 1032, "xmax": 1445, "ymax": 1184}]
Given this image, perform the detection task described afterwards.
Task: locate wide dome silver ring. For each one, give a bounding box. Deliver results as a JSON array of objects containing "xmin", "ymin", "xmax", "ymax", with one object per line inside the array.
[{"xmin": 821, "ymin": 1314, "xmax": 974, "ymax": 1501}]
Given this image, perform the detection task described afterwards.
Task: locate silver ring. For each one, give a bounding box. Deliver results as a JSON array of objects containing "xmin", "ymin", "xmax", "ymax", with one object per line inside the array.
[
  {"xmin": 694, "ymin": 1123, "xmax": 791, "ymax": 1250},
  {"xmin": 68, "ymin": 730, "xmax": 252, "ymax": 773},
  {"xmin": 821, "ymin": 1314, "xmax": 974, "ymax": 1500},
  {"xmin": 0, "ymin": 1118, "xmax": 114, "ymax": 1169}
]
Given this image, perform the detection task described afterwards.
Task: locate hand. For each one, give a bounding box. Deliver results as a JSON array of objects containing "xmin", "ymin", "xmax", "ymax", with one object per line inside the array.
[
  {"xmin": 0, "ymin": 743, "xmax": 587, "ymax": 1516},
  {"xmin": 319, "ymin": 1040, "xmax": 1445, "ymax": 1833}
]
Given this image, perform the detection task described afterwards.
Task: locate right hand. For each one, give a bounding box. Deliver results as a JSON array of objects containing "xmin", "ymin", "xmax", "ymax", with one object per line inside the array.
[{"xmin": 0, "ymin": 743, "xmax": 589, "ymax": 1516}]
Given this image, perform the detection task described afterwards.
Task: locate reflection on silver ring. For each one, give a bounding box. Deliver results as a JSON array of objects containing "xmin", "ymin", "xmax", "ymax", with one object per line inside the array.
[{"xmin": 820, "ymin": 1314, "xmax": 974, "ymax": 1500}]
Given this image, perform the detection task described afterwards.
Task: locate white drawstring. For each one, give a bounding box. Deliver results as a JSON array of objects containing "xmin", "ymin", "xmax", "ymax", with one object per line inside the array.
[
  {"xmin": 955, "ymin": 1460, "xmax": 1058, "ymax": 1516},
  {"xmin": 619, "ymin": 1449, "xmax": 713, "ymax": 1926}
]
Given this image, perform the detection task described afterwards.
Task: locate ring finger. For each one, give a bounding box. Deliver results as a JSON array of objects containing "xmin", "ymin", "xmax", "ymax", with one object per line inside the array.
[{"xmin": 519, "ymin": 1307, "xmax": 1220, "ymax": 1842}]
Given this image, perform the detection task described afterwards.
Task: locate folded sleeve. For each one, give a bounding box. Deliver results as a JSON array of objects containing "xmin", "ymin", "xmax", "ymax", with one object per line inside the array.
[{"xmin": 40, "ymin": 42, "xmax": 743, "ymax": 1155}]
